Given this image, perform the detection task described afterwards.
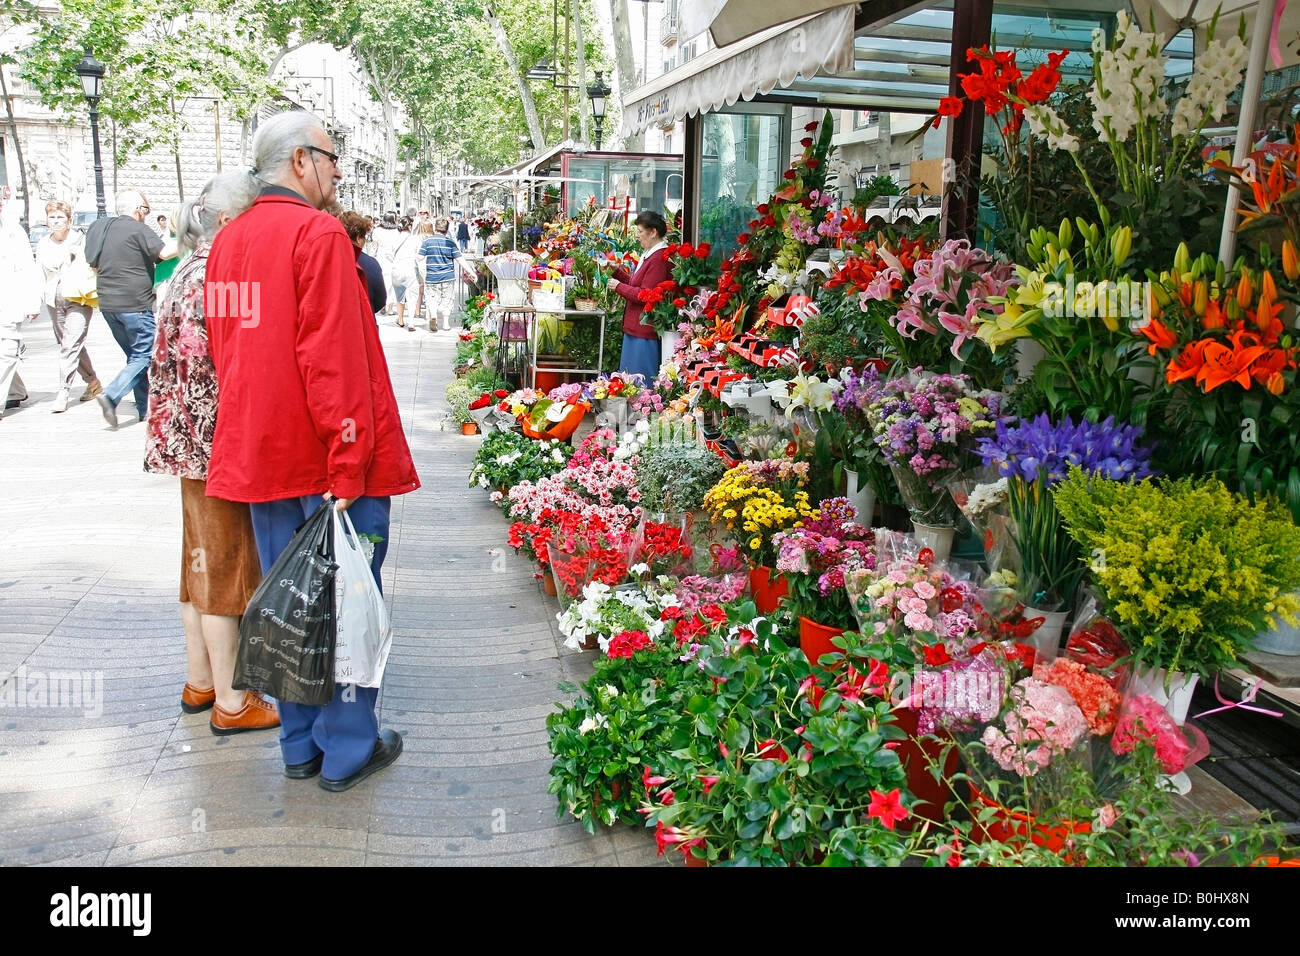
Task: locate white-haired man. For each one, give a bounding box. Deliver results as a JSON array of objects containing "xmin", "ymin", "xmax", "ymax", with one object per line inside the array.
[
  {"xmin": 205, "ymin": 109, "xmax": 419, "ymax": 791},
  {"xmin": 85, "ymin": 189, "xmax": 171, "ymax": 428},
  {"xmin": 0, "ymin": 191, "xmax": 42, "ymax": 419}
]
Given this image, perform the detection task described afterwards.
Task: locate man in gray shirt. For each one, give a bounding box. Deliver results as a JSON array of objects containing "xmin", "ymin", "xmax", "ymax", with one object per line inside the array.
[{"xmin": 85, "ymin": 189, "xmax": 168, "ymax": 428}]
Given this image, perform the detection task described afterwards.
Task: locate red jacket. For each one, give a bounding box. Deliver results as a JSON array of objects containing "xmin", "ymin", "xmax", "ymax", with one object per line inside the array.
[
  {"xmin": 611, "ymin": 245, "xmax": 671, "ymax": 340},
  {"xmin": 204, "ymin": 189, "xmax": 420, "ymax": 503}
]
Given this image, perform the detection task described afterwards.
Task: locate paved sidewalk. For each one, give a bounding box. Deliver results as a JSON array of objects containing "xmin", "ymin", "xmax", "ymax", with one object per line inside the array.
[{"xmin": 0, "ymin": 315, "xmax": 660, "ymax": 866}]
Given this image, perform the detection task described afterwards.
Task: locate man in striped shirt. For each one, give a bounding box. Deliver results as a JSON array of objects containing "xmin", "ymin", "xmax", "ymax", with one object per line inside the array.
[{"xmin": 417, "ymin": 217, "xmax": 461, "ymax": 332}]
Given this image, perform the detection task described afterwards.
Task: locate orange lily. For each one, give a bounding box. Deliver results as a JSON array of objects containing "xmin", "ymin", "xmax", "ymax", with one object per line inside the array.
[
  {"xmin": 1201, "ymin": 298, "xmax": 1226, "ymax": 330},
  {"xmin": 1167, "ymin": 341, "xmax": 1210, "ymax": 384},
  {"xmin": 1139, "ymin": 317, "xmax": 1178, "ymax": 355},
  {"xmin": 1196, "ymin": 338, "xmax": 1267, "ymax": 392}
]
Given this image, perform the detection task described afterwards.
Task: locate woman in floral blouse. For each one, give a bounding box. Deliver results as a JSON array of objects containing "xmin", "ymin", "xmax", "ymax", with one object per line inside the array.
[{"xmin": 144, "ymin": 171, "xmax": 280, "ymax": 736}]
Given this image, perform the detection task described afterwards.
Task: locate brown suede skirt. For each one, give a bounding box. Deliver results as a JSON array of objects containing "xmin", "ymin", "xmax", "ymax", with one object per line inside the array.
[{"xmin": 179, "ymin": 477, "xmax": 264, "ymax": 616}]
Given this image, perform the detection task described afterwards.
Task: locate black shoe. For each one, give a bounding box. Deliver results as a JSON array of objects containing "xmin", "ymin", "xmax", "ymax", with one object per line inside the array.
[
  {"xmin": 285, "ymin": 753, "xmax": 325, "ymax": 779},
  {"xmin": 4, "ymin": 397, "xmax": 24, "ymax": 409},
  {"xmin": 318, "ymin": 729, "xmax": 403, "ymax": 792}
]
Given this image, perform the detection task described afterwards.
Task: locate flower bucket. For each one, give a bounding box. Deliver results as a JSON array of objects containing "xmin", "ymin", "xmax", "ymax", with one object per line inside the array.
[
  {"xmin": 1128, "ymin": 665, "xmax": 1200, "ymax": 726},
  {"xmin": 1253, "ymin": 599, "xmax": 1300, "ymax": 656},
  {"xmin": 844, "ymin": 467, "xmax": 877, "ymax": 528},
  {"xmin": 534, "ymin": 369, "xmax": 566, "ymax": 395},
  {"xmin": 496, "ymin": 279, "xmax": 528, "ymax": 306},
  {"xmin": 521, "ymin": 402, "xmax": 589, "ymax": 442},
  {"xmin": 911, "ymin": 522, "xmax": 955, "ymax": 562},
  {"xmin": 892, "ymin": 706, "xmax": 958, "ymax": 827},
  {"xmin": 660, "ymin": 329, "xmax": 682, "ymax": 363},
  {"xmin": 799, "ymin": 617, "xmax": 844, "ymax": 666},
  {"xmin": 540, "ymin": 569, "xmax": 558, "ymax": 597},
  {"xmin": 1022, "ymin": 607, "xmax": 1069, "ymax": 663},
  {"xmin": 967, "ymin": 783, "xmax": 1091, "ymax": 854},
  {"xmin": 460, "ymin": 421, "xmax": 479, "ymax": 436},
  {"xmin": 748, "ymin": 566, "xmax": 787, "ymax": 615}
]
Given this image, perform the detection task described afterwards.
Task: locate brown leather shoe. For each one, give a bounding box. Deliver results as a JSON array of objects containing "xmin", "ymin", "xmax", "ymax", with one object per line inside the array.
[
  {"xmin": 79, "ymin": 382, "xmax": 103, "ymax": 402},
  {"xmin": 181, "ymin": 682, "xmax": 216, "ymax": 714},
  {"xmin": 210, "ymin": 692, "xmax": 281, "ymax": 736}
]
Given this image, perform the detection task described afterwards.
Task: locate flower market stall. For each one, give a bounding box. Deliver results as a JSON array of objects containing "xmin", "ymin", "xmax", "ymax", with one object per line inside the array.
[{"xmin": 452, "ymin": 12, "xmax": 1300, "ymax": 865}]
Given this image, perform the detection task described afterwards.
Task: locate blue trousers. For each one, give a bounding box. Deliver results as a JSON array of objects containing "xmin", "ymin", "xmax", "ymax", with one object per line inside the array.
[
  {"xmin": 100, "ymin": 310, "xmax": 156, "ymax": 414},
  {"xmin": 620, "ymin": 333, "xmax": 660, "ymax": 384},
  {"xmin": 249, "ymin": 494, "xmax": 391, "ymax": 780}
]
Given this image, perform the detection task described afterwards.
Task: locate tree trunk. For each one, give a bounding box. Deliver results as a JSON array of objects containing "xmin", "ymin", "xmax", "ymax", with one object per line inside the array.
[
  {"xmin": 358, "ymin": 53, "xmax": 400, "ymax": 210},
  {"xmin": 0, "ymin": 62, "xmax": 32, "ymax": 231},
  {"xmin": 485, "ymin": 4, "xmax": 544, "ymax": 148},
  {"xmin": 171, "ymin": 98, "xmax": 184, "ymax": 201},
  {"xmin": 573, "ymin": 0, "xmax": 590, "ymax": 146},
  {"xmin": 608, "ymin": 0, "xmax": 640, "ymax": 151}
]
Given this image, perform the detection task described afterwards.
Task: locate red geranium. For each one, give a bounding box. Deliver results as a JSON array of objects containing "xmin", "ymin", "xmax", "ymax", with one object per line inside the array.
[{"xmin": 607, "ymin": 629, "xmax": 653, "ymax": 658}]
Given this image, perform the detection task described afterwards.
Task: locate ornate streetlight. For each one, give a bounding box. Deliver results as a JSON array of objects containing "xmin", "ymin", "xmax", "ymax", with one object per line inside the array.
[
  {"xmin": 75, "ymin": 50, "xmax": 107, "ymax": 220},
  {"xmin": 586, "ymin": 70, "xmax": 610, "ymax": 151}
]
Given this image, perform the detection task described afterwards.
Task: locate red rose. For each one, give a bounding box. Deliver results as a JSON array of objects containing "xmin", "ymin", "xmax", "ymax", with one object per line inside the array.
[
  {"xmin": 804, "ymin": 121, "xmax": 818, "ymax": 131},
  {"xmin": 672, "ymin": 298, "xmax": 686, "ymax": 308},
  {"xmin": 783, "ymin": 169, "xmax": 797, "ymax": 180},
  {"xmin": 806, "ymin": 158, "xmax": 821, "ymax": 169},
  {"xmin": 694, "ymin": 244, "xmax": 710, "ymax": 259},
  {"xmin": 756, "ymin": 203, "xmax": 770, "ymax": 214},
  {"xmin": 736, "ymin": 233, "xmax": 751, "ymax": 244},
  {"xmin": 494, "ymin": 388, "xmax": 510, "ymax": 398},
  {"xmin": 679, "ymin": 242, "xmax": 694, "ymax": 257},
  {"xmin": 800, "ymin": 137, "xmax": 813, "ymax": 147}
]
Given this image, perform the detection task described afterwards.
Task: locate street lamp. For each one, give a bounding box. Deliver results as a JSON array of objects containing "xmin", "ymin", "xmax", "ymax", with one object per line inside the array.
[
  {"xmin": 75, "ymin": 50, "xmax": 107, "ymax": 220},
  {"xmin": 587, "ymin": 70, "xmax": 610, "ymax": 151}
]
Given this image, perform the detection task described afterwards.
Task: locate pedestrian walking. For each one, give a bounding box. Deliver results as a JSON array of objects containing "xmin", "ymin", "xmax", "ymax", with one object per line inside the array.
[
  {"xmin": 371, "ymin": 212, "xmax": 402, "ymax": 314},
  {"xmin": 85, "ymin": 189, "xmax": 174, "ymax": 428},
  {"xmin": 35, "ymin": 201, "xmax": 102, "ymax": 413},
  {"xmin": 144, "ymin": 170, "xmax": 280, "ymax": 736},
  {"xmin": 454, "ymin": 212, "xmax": 471, "ymax": 251},
  {"xmin": 338, "ymin": 210, "xmax": 387, "ymax": 316},
  {"xmin": 607, "ymin": 210, "xmax": 670, "ymax": 383},
  {"xmin": 205, "ymin": 110, "xmax": 420, "ymax": 790},
  {"xmin": 418, "ymin": 217, "xmax": 461, "ymax": 332},
  {"xmin": 0, "ymin": 191, "xmax": 41, "ymax": 419},
  {"xmin": 391, "ymin": 217, "xmax": 423, "ymax": 330}
]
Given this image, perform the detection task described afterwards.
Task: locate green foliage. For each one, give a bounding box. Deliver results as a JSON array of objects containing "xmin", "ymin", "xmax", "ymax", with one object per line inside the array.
[
  {"xmin": 1054, "ymin": 469, "xmax": 1300, "ymax": 677},
  {"xmin": 635, "ymin": 442, "xmax": 726, "ymax": 513},
  {"xmin": 469, "ymin": 430, "xmax": 571, "ymax": 497},
  {"xmin": 850, "ymin": 174, "xmax": 901, "ymax": 211},
  {"xmin": 444, "ymin": 378, "xmax": 477, "ymax": 424}
]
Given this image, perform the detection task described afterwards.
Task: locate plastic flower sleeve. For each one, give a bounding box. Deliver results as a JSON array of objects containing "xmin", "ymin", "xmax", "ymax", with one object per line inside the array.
[{"xmin": 1063, "ymin": 593, "xmax": 1131, "ymax": 691}]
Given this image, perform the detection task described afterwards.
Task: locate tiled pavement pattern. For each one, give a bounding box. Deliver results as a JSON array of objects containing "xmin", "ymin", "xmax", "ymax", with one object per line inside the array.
[{"xmin": 0, "ymin": 315, "xmax": 662, "ymax": 866}]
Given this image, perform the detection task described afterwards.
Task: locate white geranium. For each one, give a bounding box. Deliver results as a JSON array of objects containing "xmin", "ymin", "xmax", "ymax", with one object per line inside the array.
[
  {"xmin": 602, "ymin": 684, "xmax": 619, "ymax": 698},
  {"xmin": 477, "ymin": 475, "xmax": 490, "ymax": 488}
]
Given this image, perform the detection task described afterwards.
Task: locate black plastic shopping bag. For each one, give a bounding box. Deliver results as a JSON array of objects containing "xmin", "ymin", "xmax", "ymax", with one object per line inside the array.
[{"xmin": 233, "ymin": 500, "xmax": 338, "ymax": 706}]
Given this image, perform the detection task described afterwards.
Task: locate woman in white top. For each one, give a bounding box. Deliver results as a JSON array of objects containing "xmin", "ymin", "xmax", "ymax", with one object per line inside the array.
[
  {"xmin": 390, "ymin": 216, "xmax": 422, "ymax": 330},
  {"xmin": 35, "ymin": 200, "xmax": 101, "ymax": 413}
]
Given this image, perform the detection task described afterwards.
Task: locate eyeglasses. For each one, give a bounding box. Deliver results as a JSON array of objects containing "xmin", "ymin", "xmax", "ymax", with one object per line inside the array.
[{"xmin": 303, "ymin": 144, "xmax": 341, "ymax": 167}]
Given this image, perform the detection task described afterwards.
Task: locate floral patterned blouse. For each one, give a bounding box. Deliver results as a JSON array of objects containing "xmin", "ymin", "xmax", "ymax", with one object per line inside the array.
[{"xmin": 144, "ymin": 243, "xmax": 218, "ymax": 480}]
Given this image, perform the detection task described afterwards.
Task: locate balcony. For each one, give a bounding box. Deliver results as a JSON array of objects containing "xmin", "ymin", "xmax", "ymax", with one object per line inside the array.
[{"xmin": 660, "ymin": 9, "xmax": 678, "ymax": 45}]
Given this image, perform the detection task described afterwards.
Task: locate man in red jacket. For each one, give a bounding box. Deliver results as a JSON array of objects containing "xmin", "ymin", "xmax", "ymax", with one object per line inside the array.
[
  {"xmin": 607, "ymin": 210, "xmax": 671, "ymax": 383},
  {"xmin": 205, "ymin": 110, "xmax": 420, "ymax": 792}
]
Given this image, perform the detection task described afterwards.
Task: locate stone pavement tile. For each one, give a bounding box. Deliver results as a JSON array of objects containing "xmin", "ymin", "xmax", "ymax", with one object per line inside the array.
[
  {"xmin": 0, "ymin": 828, "xmax": 123, "ymax": 867},
  {"xmin": 106, "ymin": 841, "xmax": 368, "ymax": 867}
]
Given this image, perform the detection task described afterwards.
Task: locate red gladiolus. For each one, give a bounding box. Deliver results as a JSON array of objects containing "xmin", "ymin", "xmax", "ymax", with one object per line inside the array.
[
  {"xmin": 938, "ymin": 96, "xmax": 963, "ymax": 117},
  {"xmin": 867, "ymin": 788, "xmax": 909, "ymax": 830}
]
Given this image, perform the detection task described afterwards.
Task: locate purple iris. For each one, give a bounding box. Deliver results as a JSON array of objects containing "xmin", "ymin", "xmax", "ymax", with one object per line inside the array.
[{"xmin": 976, "ymin": 414, "xmax": 1155, "ymax": 485}]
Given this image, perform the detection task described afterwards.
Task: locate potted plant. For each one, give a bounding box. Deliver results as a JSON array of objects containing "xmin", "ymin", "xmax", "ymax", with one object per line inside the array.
[
  {"xmin": 1054, "ymin": 470, "xmax": 1300, "ymax": 718},
  {"xmin": 635, "ymin": 442, "xmax": 726, "ymax": 515},
  {"xmin": 701, "ymin": 459, "xmax": 817, "ymax": 612},
  {"xmin": 445, "ymin": 379, "xmax": 479, "ymax": 434},
  {"xmin": 469, "ymin": 430, "xmax": 572, "ymax": 501},
  {"xmin": 974, "ymin": 414, "xmax": 1156, "ymax": 657},
  {"xmin": 771, "ymin": 497, "xmax": 876, "ymax": 663},
  {"xmin": 865, "ymin": 371, "xmax": 1003, "ymax": 560}
]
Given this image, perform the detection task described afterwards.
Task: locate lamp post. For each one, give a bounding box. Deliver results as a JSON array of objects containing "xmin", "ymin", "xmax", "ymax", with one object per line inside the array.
[
  {"xmin": 75, "ymin": 50, "xmax": 107, "ymax": 220},
  {"xmin": 586, "ymin": 70, "xmax": 610, "ymax": 151}
]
